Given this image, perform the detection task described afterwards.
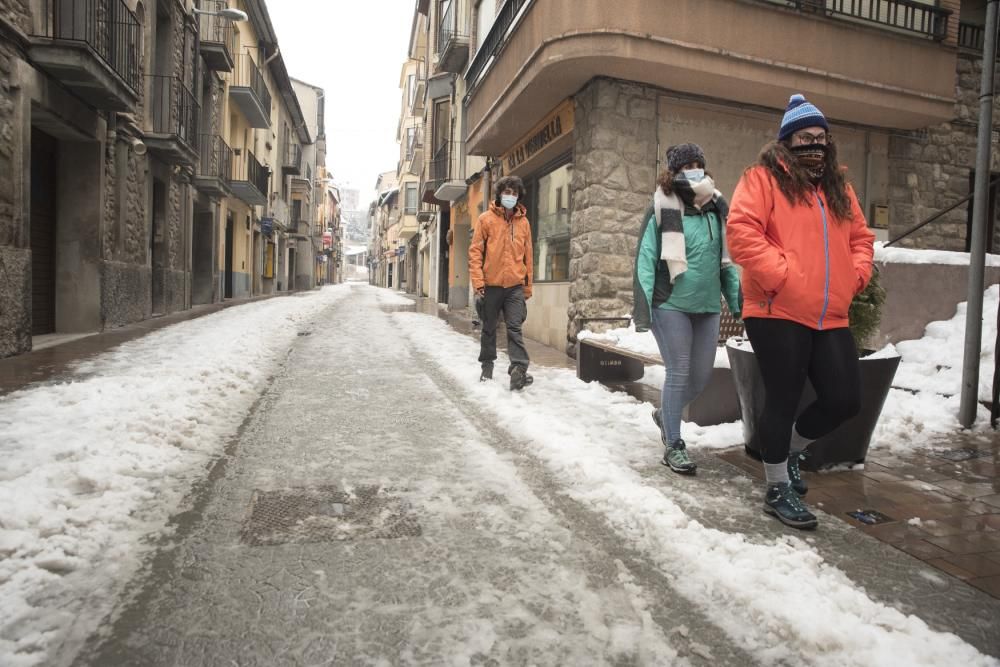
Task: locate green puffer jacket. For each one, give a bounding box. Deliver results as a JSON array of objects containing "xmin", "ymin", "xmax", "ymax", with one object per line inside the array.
[{"xmin": 632, "ymin": 195, "xmax": 742, "ymax": 332}]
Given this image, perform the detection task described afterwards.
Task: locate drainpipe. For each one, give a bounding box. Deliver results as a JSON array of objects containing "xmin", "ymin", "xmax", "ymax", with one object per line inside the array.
[{"xmin": 960, "ymin": 0, "xmax": 1000, "ymax": 427}]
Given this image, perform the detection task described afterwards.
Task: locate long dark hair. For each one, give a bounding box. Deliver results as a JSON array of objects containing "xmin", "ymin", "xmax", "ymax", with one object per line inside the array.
[{"xmin": 756, "ymin": 140, "xmax": 852, "ymax": 221}]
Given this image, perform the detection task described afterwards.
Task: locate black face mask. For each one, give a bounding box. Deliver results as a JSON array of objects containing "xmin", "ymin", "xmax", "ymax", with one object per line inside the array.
[{"xmin": 789, "ymin": 143, "xmax": 827, "ymax": 183}]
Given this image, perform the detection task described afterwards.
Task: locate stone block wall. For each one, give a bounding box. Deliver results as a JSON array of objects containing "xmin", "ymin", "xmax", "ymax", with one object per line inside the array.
[
  {"xmin": 888, "ymin": 54, "xmax": 1000, "ymax": 251},
  {"xmin": 0, "ymin": 14, "xmax": 28, "ymax": 356},
  {"xmin": 567, "ymin": 78, "xmax": 658, "ymax": 353}
]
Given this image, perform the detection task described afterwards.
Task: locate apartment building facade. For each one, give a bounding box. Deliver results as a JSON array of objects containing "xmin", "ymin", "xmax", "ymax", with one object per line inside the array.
[
  {"xmin": 0, "ymin": 0, "xmax": 325, "ymax": 359},
  {"xmin": 457, "ymin": 0, "xmax": 1000, "ymax": 353}
]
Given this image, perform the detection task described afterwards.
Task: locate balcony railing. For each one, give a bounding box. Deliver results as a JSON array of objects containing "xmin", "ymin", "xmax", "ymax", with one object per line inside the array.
[
  {"xmin": 959, "ymin": 21, "xmax": 986, "ymax": 52},
  {"xmin": 33, "ymin": 0, "xmax": 142, "ymax": 93},
  {"xmin": 197, "ymin": 0, "xmax": 237, "ymax": 71},
  {"xmin": 283, "ymin": 143, "xmax": 302, "ymax": 174},
  {"xmin": 230, "ymin": 149, "xmax": 269, "ymax": 206},
  {"xmin": 197, "ymin": 134, "xmax": 232, "ymax": 182},
  {"xmin": 429, "ymin": 142, "xmax": 450, "ymax": 185},
  {"xmin": 149, "ymin": 75, "xmax": 199, "ymax": 151},
  {"xmin": 761, "ymin": 0, "xmax": 950, "ymax": 40},
  {"xmin": 465, "ymin": 0, "xmax": 529, "ymax": 99},
  {"xmin": 230, "ymin": 53, "xmax": 272, "ymax": 128},
  {"xmin": 437, "ymin": 0, "xmax": 470, "ymax": 72}
]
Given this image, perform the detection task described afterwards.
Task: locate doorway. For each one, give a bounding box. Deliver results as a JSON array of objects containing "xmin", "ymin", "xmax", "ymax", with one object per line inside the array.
[
  {"xmin": 192, "ymin": 206, "xmax": 214, "ymax": 304},
  {"xmin": 30, "ymin": 128, "xmax": 58, "ymax": 335},
  {"xmin": 224, "ymin": 213, "xmax": 234, "ymax": 299},
  {"xmin": 438, "ymin": 209, "xmax": 450, "ymax": 304},
  {"xmin": 151, "ymin": 178, "xmax": 166, "ymax": 315}
]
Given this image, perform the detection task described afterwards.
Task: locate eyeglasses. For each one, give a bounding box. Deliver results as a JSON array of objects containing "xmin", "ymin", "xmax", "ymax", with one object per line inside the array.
[{"xmin": 793, "ymin": 131, "xmax": 830, "ymax": 145}]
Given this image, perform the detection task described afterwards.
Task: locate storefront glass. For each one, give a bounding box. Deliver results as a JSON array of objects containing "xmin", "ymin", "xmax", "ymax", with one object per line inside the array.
[{"xmin": 528, "ymin": 161, "xmax": 572, "ymax": 282}]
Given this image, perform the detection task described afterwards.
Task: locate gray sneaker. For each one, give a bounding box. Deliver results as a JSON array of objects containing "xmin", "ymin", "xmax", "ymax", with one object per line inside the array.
[{"xmin": 661, "ymin": 439, "xmax": 697, "ymax": 475}]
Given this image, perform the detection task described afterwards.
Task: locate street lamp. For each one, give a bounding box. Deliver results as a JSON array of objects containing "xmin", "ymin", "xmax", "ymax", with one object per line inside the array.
[{"xmin": 192, "ymin": 6, "xmax": 248, "ymax": 21}]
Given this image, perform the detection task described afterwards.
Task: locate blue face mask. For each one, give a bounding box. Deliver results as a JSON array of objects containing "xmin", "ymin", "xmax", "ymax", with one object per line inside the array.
[
  {"xmin": 500, "ymin": 194, "xmax": 518, "ymax": 210},
  {"xmin": 682, "ymin": 168, "xmax": 705, "ymax": 184}
]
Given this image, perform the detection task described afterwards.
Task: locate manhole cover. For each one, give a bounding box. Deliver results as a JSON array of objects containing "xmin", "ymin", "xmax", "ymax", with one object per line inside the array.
[
  {"xmin": 241, "ymin": 485, "xmax": 421, "ymax": 546},
  {"xmin": 936, "ymin": 447, "xmax": 990, "ymax": 462},
  {"xmin": 847, "ymin": 509, "xmax": 895, "ymax": 525}
]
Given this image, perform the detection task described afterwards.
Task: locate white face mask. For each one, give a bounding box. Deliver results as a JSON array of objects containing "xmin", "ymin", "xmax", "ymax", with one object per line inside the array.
[
  {"xmin": 500, "ymin": 194, "xmax": 518, "ymax": 210},
  {"xmin": 682, "ymin": 168, "xmax": 705, "ymax": 183}
]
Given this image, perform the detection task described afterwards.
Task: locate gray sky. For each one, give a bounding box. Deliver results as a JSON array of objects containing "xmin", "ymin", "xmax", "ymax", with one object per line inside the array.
[{"xmin": 267, "ymin": 0, "xmax": 412, "ymax": 208}]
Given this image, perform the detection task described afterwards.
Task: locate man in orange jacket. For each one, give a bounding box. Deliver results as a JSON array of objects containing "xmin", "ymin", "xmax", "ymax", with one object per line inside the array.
[{"xmin": 469, "ymin": 175, "xmax": 534, "ymax": 390}]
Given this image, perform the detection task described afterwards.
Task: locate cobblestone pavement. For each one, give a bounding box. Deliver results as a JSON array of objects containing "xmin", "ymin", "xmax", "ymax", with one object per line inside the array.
[{"xmin": 67, "ymin": 285, "xmax": 1000, "ymax": 665}]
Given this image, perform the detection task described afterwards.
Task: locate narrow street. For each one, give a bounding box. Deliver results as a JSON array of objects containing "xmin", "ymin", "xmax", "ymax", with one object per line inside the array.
[{"xmin": 18, "ymin": 284, "xmax": 987, "ymax": 666}]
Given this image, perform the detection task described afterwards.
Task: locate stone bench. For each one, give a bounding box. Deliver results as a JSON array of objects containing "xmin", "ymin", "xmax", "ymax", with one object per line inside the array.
[{"xmin": 576, "ymin": 303, "xmax": 743, "ymax": 426}]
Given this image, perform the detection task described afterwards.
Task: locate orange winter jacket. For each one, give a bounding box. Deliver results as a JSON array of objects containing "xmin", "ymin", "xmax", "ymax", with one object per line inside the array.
[
  {"xmin": 469, "ymin": 203, "xmax": 534, "ymax": 298},
  {"xmin": 727, "ymin": 165, "xmax": 875, "ymax": 330}
]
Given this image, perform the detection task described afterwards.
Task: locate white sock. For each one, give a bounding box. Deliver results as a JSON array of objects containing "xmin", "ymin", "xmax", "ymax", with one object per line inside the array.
[
  {"xmin": 790, "ymin": 424, "xmax": 815, "ymax": 453},
  {"xmin": 764, "ymin": 461, "xmax": 790, "ymax": 485}
]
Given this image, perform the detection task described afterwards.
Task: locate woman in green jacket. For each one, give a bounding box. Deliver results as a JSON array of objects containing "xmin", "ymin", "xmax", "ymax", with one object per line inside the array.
[{"xmin": 632, "ymin": 143, "xmax": 741, "ymax": 474}]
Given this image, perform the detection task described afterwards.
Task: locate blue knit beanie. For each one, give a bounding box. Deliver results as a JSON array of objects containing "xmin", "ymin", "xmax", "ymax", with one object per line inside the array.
[{"xmin": 777, "ymin": 94, "xmax": 829, "ymax": 141}]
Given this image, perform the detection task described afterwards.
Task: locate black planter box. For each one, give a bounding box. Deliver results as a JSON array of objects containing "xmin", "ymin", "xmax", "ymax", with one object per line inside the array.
[{"xmin": 727, "ymin": 341, "xmax": 901, "ymax": 471}]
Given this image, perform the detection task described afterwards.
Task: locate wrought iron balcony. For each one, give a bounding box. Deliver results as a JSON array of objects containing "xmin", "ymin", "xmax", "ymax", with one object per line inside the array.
[
  {"xmin": 958, "ymin": 21, "xmax": 992, "ymax": 53},
  {"xmin": 193, "ymin": 134, "xmax": 233, "ymax": 198},
  {"xmin": 230, "ymin": 54, "xmax": 272, "ymax": 128},
  {"xmin": 759, "ymin": 0, "xmax": 950, "ymax": 40},
  {"xmin": 197, "ymin": 0, "xmax": 237, "ymax": 72},
  {"xmin": 436, "ymin": 0, "xmax": 470, "ymax": 74},
  {"xmin": 230, "ymin": 149, "xmax": 269, "ymax": 206},
  {"xmin": 29, "ymin": 0, "xmax": 141, "ymax": 111},
  {"xmin": 145, "ymin": 75, "xmax": 200, "ymax": 164},
  {"xmin": 282, "ymin": 143, "xmax": 302, "ymax": 175}
]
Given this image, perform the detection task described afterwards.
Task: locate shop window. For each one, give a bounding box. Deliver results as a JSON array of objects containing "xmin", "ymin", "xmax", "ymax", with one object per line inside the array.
[
  {"xmin": 529, "ymin": 161, "xmax": 572, "ymax": 282},
  {"xmin": 404, "ymin": 183, "xmax": 418, "ymax": 214}
]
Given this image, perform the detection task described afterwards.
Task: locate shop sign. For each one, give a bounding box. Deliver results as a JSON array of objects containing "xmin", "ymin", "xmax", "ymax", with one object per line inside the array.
[
  {"xmin": 261, "ymin": 217, "xmax": 274, "ymax": 237},
  {"xmin": 323, "ymin": 231, "xmax": 333, "ymax": 248},
  {"xmin": 499, "ymin": 99, "xmax": 574, "ymax": 176}
]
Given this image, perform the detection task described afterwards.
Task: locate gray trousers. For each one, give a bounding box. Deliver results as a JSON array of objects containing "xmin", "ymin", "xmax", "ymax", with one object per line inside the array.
[{"xmin": 478, "ymin": 285, "xmax": 529, "ymax": 370}]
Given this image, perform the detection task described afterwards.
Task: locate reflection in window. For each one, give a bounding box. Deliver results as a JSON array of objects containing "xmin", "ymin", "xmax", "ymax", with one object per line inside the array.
[{"xmin": 533, "ymin": 162, "xmax": 572, "ymax": 282}]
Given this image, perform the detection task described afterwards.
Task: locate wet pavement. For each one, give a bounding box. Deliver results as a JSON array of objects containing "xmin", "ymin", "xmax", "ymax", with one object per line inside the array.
[{"xmin": 3, "ymin": 284, "xmax": 996, "ymax": 665}]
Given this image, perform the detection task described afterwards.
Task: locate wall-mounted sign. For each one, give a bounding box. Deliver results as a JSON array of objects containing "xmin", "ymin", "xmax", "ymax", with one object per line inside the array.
[
  {"xmin": 261, "ymin": 217, "xmax": 274, "ymax": 237},
  {"xmin": 498, "ymin": 99, "xmax": 574, "ymax": 177}
]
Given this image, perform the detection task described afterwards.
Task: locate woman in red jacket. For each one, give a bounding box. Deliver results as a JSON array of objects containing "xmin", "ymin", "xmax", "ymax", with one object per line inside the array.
[{"xmin": 727, "ymin": 94, "xmax": 875, "ymax": 530}]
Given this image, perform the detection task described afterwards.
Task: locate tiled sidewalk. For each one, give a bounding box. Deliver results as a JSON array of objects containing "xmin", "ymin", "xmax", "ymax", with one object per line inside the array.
[{"xmin": 718, "ymin": 434, "xmax": 1000, "ymax": 599}]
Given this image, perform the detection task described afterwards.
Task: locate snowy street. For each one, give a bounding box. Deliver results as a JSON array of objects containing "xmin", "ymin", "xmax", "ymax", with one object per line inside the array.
[{"xmin": 2, "ymin": 284, "xmax": 1000, "ymax": 666}]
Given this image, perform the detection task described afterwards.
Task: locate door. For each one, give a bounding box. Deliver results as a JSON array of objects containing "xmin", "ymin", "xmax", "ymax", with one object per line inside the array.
[
  {"xmin": 438, "ymin": 209, "xmax": 450, "ymax": 304},
  {"xmin": 224, "ymin": 214, "xmax": 234, "ymax": 299},
  {"xmin": 288, "ymin": 248, "xmax": 296, "ymax": 290},
  {"xmin": 30, "ymin": 128, "xmax": 58, "ymax": 336}
]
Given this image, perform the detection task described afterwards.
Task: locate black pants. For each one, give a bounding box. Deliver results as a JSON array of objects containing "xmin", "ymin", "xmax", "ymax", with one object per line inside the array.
[
  {"xmin": 479, "ymin": 285, "xmax": 529, "ymax": 370},
  {"xmin": 744, "ymin": 318, "xmax": 861, "ymax": 464}
]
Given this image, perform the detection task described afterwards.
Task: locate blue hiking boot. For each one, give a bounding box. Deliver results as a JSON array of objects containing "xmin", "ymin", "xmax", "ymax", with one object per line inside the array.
[
  {"xmin": 763, "ymin": 482, "xmax": 818, "ymax": 530},
  {"xmin": 788, "ymin": 451, "xmax": 808, "ymax": 496}
]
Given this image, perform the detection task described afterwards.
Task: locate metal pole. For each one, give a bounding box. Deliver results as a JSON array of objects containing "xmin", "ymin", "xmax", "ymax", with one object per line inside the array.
[{"xmin": 960, "ymin": 0, "xmax": 1000, "ymax": 427}]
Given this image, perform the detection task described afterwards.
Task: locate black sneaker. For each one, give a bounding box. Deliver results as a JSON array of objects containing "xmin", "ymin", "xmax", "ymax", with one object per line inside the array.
[
  {"xmin": 480, "ymin": 363, "xmax": 493, "ymax": 382},
  {"xmin": 788, "ymin": 451, "xmax": 808, "ymax": 496},
  {"xmin": 510, "ymin": 365, "xmax": 528, "ymax": 391},
  {"xmin": 763, "ymin": 482, "xmax": 818, "ymax": 530}
]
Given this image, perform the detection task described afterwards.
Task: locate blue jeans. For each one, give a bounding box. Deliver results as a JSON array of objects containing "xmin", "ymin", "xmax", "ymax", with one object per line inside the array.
[{"xmin": 650, "ymin": 309, "xmax": 721, "ymax": 443}]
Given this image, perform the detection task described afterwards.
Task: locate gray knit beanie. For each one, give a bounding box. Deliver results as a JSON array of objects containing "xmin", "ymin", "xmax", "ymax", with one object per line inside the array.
[{"xmin": 666, "ymin": 143, "xmax": 706, "ymax": 173}]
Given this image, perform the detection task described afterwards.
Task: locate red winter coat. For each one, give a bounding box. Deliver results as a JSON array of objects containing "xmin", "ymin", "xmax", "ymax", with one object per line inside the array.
[{"xmin": 726, "ymin": 165, "xmax": 875, "ymax": 330}]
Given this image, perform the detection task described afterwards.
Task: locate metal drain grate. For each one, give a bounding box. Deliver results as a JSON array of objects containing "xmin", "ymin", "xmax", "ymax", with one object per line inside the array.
[
  {"xmin": 241, "ymin": 485, "xmax": 421, "ymax": 546},
  {"xmin": 847, "ymin": 509, "xmax": 895, "ymax": 525},
  {"xmin": 936, "ymin": 447, "xmax": 991, "ymax": 462}
]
